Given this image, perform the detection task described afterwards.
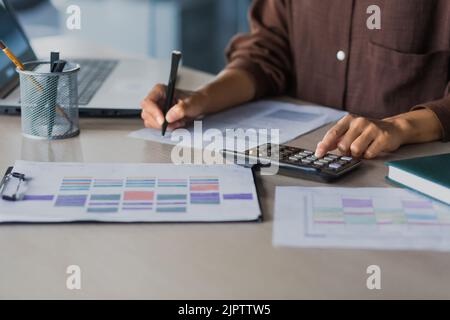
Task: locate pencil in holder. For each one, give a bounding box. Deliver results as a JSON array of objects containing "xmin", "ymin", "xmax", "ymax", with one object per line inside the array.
[{"xmin": 16, "ymin": 61, "xmax": 80, "ymax": 140}]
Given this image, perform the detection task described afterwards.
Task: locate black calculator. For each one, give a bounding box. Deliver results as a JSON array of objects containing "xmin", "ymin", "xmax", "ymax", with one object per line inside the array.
[{"xmin": 222, "ymin": 144, "xmax": 362, "ymax": 182}]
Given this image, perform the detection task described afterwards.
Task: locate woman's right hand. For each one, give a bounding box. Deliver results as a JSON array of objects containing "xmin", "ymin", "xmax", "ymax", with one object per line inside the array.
[{"xmin": 140, "ymin": 84, "xmax": 206, "ymax": 131}]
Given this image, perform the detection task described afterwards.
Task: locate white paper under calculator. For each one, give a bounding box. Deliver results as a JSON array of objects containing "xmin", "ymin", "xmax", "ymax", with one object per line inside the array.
[
  {"xmin": 129, "ymin": 100, "xmax": 347, "ymax": 151},
  {"xmin": 0, "ymin": 161, "xmax": 261, "ymax": 223}
]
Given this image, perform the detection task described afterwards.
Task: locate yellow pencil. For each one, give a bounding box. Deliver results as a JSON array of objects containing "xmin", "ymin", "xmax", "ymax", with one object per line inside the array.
[
  {"xmin": 0, "ymin": 39, "xmax": 45, "ymax": 92},
  {"xmin": 0, "ymin": 40, "xmax": 25, "ymax": 70}
]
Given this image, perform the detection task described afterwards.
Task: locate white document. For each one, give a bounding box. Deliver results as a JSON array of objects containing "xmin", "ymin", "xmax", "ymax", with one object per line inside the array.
[
  {"xmin": 273, "ymin": 187, "xmax": 450, "ymax": 251},
  {"xmin": 129, "ymin": 100, "xmax": 347, "ymax": 151},
  {"xmin": 0, "ymin": 161, "xmax": 261, "ymax": 223}
]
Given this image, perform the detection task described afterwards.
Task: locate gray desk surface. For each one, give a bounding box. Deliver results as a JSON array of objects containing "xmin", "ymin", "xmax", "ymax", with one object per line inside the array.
[
  {"xmin": 1, "ymin": 38, "xmax": 449, "ymax": 299},
  {"xmin": 1, "ymin": 114, "xmax": 449, "ymax": 299}
]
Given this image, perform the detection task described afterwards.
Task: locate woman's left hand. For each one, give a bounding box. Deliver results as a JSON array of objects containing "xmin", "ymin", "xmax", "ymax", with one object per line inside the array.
[{"xmin": 315, "ymin": 114, "xmax": 408, "ymax": 159}]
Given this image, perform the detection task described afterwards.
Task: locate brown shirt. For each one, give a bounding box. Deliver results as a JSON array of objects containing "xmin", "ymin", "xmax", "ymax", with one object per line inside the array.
[{"xmin": 226, "ymin": 0, "xmax": 450, "ymax": 141}]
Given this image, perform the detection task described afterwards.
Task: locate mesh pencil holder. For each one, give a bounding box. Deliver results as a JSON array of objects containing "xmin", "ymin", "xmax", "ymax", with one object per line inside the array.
[{"xmin": 17, "ymin": 61, "xmax": 80, "ymax": 140}]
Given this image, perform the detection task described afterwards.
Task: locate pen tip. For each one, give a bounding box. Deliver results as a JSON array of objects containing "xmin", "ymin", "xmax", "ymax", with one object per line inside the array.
[{"xmin": 0, "ymin": 40, "xmax": 6, "ymax": 50}]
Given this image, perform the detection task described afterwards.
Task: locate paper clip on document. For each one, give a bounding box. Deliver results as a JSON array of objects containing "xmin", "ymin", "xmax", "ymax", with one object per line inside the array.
[{"xmin": 0, "ymin": 169, "xmax": 28, "ymax": 201}]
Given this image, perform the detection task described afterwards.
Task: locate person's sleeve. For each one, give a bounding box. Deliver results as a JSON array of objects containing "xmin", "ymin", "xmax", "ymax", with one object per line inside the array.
[
  {"xmin": 225, "ymin": 0, "xmax": 292, "ymax": 100},
  {"xmin": 412, "ymin": 93, "xmax": 450, "ymax": 142}
]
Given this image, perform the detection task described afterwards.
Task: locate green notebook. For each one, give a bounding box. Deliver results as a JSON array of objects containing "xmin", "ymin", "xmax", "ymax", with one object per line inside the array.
[{"xmin": 386, "ymin": 153, "xmax": 450, "ymax": 205}]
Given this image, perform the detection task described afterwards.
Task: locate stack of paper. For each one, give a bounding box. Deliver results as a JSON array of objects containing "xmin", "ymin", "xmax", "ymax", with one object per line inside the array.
[{"xmin": 273, "ymin": 187, "xmax": 450, "ymax": 251}]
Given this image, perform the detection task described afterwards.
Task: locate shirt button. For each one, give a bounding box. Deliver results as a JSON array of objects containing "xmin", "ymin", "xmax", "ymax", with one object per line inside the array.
[{"xmin": 336, "ymin": 50, "xmax": 346, "ymax": 61}]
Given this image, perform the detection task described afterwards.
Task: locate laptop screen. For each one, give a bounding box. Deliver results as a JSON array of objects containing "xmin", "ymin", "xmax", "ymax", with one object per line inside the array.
[{"xmin": 0, "ymin": 0, "xmax": 36, "ymax": 95}]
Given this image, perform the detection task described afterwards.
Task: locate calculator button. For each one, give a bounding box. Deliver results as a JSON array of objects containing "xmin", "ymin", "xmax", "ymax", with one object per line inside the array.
[
  {"xmin": 326, "ymin": 154, "xmax": 339, "ymax": 159},
  {"xmin": 340, "ymin": 156, "xmax": 353, "ymax": 162},
  {"xmin": 306, "ymin": 156, "xmax": 318, "ymax": 161},
  {"xmin": 323, "ymin": 157, "xmax": 334, "ymax": 162},
  {"xmin": 301, "ymin": 159, "xmax": 312, "ymax": 165},
  {"xmin": 318, "ymin": 160, "xmax": 328, "ymax": 165},
  {"xmin": 288, "ymin": 156, "xmax": 299, "ymax": 162},
  {"xmin": 329, "ymin": 163, "xmax": 342, "ymax": 170},
  {"xmin": 303, "ymin": 150, "xmax": 313, "ymax": 155},
  {"xmin": 313, "ymin": 161, "xmax": 325, "ymax": 167}
]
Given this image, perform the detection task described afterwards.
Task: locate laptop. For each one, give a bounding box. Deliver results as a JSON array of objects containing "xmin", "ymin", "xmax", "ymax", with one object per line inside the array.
[{"xmin": 0, "ymin": 0, "xmax": 170, "ymax": 116}]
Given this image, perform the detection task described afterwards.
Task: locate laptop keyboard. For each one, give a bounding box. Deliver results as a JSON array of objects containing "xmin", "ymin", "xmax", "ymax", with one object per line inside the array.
[{"xmin": 74, "ymin": 59, "xmax": 119, "ymax": 105}]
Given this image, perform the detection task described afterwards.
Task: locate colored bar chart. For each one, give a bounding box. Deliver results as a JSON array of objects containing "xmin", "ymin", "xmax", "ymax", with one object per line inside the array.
[
  {"xmin": 189, "ymin": 177, "xmax": 220, "ymax": 205},
  {"xmin": 93, "ymin": 179, "xmax": 123, "ymax": 188},
  {"xmin": 122, "ymin": 191, "xmax": 154, "ymax": 211},
  {"xmin": 23, "ymin": 195, "xmax": 54, "ymax": 201},
  {"xmin": 55, "ymin": 195, "xmax": 88, "ymax": 207},
  {"xmin": 191, "ymin": 193, "xmax": 220, "ymax": 204},
  {"xmin": 158, "ymin": 179, "xmax": 188, "ymax": 188},
  {"xmin": 60, "ymin": 177, "xmax": 92, "ymax": 191},
  {"xmin": 342, "ymin": 198, "xmax": 376, "ymax": 225},
  {"xmin": 223, "ymin": 193, "xmax": 253, "ymax": 200},
  {"xmin": 312, "ymin": 194, "xmax": 345, "ymax": 225},
  {"xmin": 125, "ymin": 177, "xmax": 156, "ymax": 188},
  {"xmin": 49, "ymin": 172, "xmax": 256, "ymax": 217},
  {"xmin": 402, "ymin": 199, "xmax": 437, "ymax": 225},
  {"xmin": 87, "ymin": 194, "xmax": 121, "ymax": 213},
  {"xmin": 155, "ymin": 177, "xmax": 188, "ymax": 213},
  {"xmin": 311, "ymin": 194, "xmax": 445, "ymax": 227},
  {"xmin": 2, "ymin": 162, "xmax": 262, "ymax": 223},
  {"xmin": 156, "ymin": 194, "xmax": 187, "ymax": 213}
]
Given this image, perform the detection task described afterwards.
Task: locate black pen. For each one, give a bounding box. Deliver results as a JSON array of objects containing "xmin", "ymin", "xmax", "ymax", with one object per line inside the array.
[
  {"xmin": 50, "ymin": 51, "xmax": 59, "ymax": 71},
  {"xmin": 162, "ymin": 50, "xmax": 182, "ymax": 136},
  {"xmin": 52, "ymin": 59, "xmax": 67, "ymax": 72}
]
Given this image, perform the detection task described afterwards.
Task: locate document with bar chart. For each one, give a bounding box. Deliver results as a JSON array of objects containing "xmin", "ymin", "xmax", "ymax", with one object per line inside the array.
[
  {"xmin": 273, "ymin": 187, "xmax": 450, "ymax": 251},
  {"xmin": 0, "ymin": 161, "xmax": 261, "ymax": 223}
]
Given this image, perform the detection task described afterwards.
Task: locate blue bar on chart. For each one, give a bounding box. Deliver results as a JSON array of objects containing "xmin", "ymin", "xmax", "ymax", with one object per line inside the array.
[
  {"xmin": 223, "ymin": 193, "xmax": 253, "ymax": 200},
  {"xmin": 23, "ymin": 195, "xmax": 54, "ymax": 201},
  {"xmin": 93, "ymin": 179, "xmax": 123, "ymax": 189},
  {"xmin": 156, "ymin": 194, "xmax": 187, "ymax": 213},
  {"xmin": 60, "ymin": 177, "xmax": 92, "ymax": 191},
  {"xmin": 125, "ymin": 177, "xmax": 156, "ymax": 188},
  {"xmin": 55, "ymin": 194, "xmax": 88, "ymax": 207},
  {"xmin": 87, "ymin": 194, "xmax": 121, "ymax": 213},
  {"xmin": 190, "ymin": 193, "xmax": 220, "ymax": 204}
]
